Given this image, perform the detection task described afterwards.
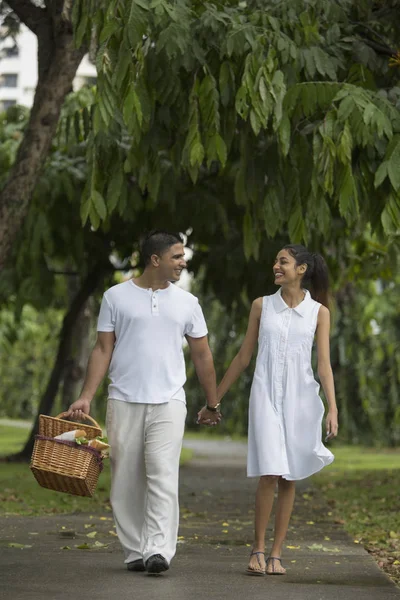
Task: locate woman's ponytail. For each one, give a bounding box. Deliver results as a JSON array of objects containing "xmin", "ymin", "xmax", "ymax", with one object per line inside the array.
[
  {"xmin": 309, "ymin": 253, "xmax": 330, "ymax": 308},
  {"xmin": 283, "ymin": 245, "xmax": 330, "ymax": 308}
]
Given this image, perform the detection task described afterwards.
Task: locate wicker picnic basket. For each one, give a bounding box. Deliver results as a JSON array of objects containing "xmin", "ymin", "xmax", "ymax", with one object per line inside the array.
[{"xmin": 30, "ymin": 412, "xmax": 104, "ymax": 498}]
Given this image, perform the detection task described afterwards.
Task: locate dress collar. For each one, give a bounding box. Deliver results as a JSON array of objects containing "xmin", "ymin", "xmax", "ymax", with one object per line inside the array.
[{"xmin": 272, "ymin": 288, "xmax": 310, "ymax": 317}]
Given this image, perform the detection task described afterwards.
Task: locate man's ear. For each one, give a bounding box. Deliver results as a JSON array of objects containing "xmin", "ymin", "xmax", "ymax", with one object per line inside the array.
[{"xmin": 150, "ymin": 254, "xmax": 160, "ymax": 268}]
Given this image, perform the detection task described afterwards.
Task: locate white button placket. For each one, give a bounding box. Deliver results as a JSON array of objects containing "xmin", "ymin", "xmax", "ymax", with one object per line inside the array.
[
  {"xmin": 275, "ymin": 309, "xmax": 291, "ymax": 470},
  {"xmin": 274, "ymin": 309, "xmax": 292, "ymax": 412},
  {"xmin": 151, "ymin": 290, "xmax": 159, "ymax": 316}
]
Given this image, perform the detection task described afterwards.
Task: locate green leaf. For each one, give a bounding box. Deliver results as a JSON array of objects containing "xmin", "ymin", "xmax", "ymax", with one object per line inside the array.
[
  {"xmin": 374, "ymin": 162, "xmax": 388, "ymax": 188},
  {"xmin": 303, "ymin": 49, "xmax": 316, "ymax": 78},
  {"xmin": 381, "ymin": 194, "xmax": 400, "ymax": 233},
  {"xmin": 278, "ymin": 114, "xmax": 291, "ymax": 156},
  {"xmin": 189, "ymin": 141, "xmax": 205, "ymax": 167},
  {"xmin": 91, "ymin": 190, "xmax": 107, "ymax": 220},
  {"xmin": 80, "ymin": 196, "xmax": 91, "ymax": 226},
  {"xmin": 235, "ymin": 86, "xmax": 249, "ymax": 120},
  {"xmin": 264, "ymin": 187, "xmax": 282, "ymax": 238},
  {"xmin": 337, "ymin": 95, "xmax": 354, "ymax": 122},
  {"xmin": 123, "ymin": 86, "xmax": 143, "ymax": 129},
  {"xmin": 387, "ymin": 140, "xmax": 400, "ymax": 192},
  {"xmin": 106, "ymin": 167, "xmax": 124, "ymax": 212},
  {"xmin": 288, "ymin": 202, "xmax": 305, "ymax": 242},
  {"xmin": 337, "ymin": 121, "xmax": 353, "ymax": 164},
  {"xmin": 99, "ymin": 20, "xmax": 121, "ymax": 44},
  {"xmin": 74, "ymin": 13, "xmax": 88, "ymax": 48},
  {"xmin": 215, "ymin": 134, "xmax": 227, "ymax": 167},
  {"xmin": 219, "ymin": 62, "xmax": 233, "ymax": 108},
  {"xmin": 250, "ymin": 109, "xmax": 261, "ymax": 135}
]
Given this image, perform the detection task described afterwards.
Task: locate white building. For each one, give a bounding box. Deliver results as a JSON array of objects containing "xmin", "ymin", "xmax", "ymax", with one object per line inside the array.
[{"xmin": 0, "ymin": 25, "xmax": 97, "ymax": 111}]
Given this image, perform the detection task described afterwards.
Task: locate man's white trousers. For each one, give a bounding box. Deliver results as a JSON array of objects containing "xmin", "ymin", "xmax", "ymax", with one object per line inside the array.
[{"xmin": 106, "ymin": 398, "xmax": 187, "ymax": 565}]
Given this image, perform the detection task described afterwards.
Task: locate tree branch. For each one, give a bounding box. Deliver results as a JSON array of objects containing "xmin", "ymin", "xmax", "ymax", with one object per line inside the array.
[
  {"xmin": 364, "ymin": 37, "xmax": 396, "ymax": 58},
  {"xmin": 351, "ymin": 20, "xmax": 397, "ymax": 58},
  {"xmin": 4, "ymin": 0, "xmax": 47, "ymax": 34}
]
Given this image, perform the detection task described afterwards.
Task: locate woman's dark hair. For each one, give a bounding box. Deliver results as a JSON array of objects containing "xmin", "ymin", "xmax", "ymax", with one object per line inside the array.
[
  {"xmin": 283, "ymin": 244, "xmax": 330, "ymax": 308},
  {"xmin": 140, "ymin": 230, "xmax": 183, "ymax": 266}
]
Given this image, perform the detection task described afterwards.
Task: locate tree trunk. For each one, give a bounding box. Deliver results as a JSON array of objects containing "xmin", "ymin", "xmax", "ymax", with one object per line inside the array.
[
  {"xmin": 0, "ymin": 24, "xmax": 85, "ymax": 270},
  {"xmin": 61, "ymin": 294, "xmax": 93, "ymax": 412},
  {"xmin": 9, "ymin": 264, "xmax": 106, "ymax": 461}
]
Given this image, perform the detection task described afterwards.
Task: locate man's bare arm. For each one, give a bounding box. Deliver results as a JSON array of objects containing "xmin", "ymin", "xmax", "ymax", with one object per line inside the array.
[
  {"xmin": 185, "ymin": 335, "xmax": 217, "ymax": 407},
  {"xmin": 66, "ymin": 331, "xmax": 115, "ymax": 420}
]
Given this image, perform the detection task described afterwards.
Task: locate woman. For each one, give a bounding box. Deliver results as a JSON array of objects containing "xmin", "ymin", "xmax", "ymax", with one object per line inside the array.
[{"xmin": 214, "ymin": 245, "xmax": 338, "ymax": 575}]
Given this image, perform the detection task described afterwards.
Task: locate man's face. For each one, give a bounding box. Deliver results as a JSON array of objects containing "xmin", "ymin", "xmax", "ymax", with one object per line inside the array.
[{"xmin": 154, "ymin": 243, "xmax": 187, "ymax": 281}]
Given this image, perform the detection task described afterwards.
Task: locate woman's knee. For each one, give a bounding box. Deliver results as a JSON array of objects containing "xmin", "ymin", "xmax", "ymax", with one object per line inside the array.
[{"xmin": 259, "ymin": 475, "xmax": 279, "ymax": 485}]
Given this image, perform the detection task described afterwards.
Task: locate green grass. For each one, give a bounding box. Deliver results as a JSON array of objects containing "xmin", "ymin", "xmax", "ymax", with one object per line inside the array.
[
  {"xmin": 314, "ymin": 443, "xmax": 400, "ymax": 585},
  {"xmin": 0, "ymin": 425, "xmax": 192, "ymax": 516},
  {"xmin": 0, "ymin": 424, "xmax": 29, "ymax": 455}
]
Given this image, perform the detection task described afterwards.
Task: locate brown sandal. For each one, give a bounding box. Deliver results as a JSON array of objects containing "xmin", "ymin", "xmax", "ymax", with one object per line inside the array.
[
  {"xmin": 266, "ymin": 556, "xmax": 286, "ymax": 575},
  {"xmin": 246, "ymin": 551, "xmax": 266, "ymax": 576}
]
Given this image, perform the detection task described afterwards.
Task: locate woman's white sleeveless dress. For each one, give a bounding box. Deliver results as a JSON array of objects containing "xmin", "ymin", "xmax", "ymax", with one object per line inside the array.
[{"xmin": 247, "ymin": 288, "xmax": 334, "ymax": 480}]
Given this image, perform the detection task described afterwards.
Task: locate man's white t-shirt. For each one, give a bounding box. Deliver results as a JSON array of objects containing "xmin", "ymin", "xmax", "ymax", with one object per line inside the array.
[{"xmin": 97, "ymin": 280, "xmax": 208, "ymax": 404}]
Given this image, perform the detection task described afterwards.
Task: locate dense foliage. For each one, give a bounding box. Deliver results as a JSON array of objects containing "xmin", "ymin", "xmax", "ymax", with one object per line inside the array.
[{"xmin": 71, "ymin": 0, "xmax": 400, "ymax": 257}]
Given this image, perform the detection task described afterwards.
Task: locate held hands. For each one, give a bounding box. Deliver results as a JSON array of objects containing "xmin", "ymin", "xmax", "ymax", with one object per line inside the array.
[
  {"xmin": 197, "ymin": 406, "xmax": 222, "ymax": 427},
  {"xmin": 65, "ymin": 398, "xmax": 91, "ymax": 421},
  {"xmin": 325, "ymin": 410, "xmax": 338, "ymax": 441}
]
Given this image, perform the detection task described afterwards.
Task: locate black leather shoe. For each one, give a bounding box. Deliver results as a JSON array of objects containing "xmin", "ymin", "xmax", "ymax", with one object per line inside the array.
[
  {"xmin": 145, "ymin": 554, "xmax": 169, "ymax": 575},
  {"xmin": 127, "ymin": 559, "xmax": 146, "ymax": 572}
]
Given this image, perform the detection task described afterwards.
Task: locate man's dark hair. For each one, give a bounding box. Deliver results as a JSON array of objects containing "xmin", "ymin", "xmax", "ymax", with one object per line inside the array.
[{"xmin": 140, "ymin": 230, "xmax": 184, "ymax": 266}]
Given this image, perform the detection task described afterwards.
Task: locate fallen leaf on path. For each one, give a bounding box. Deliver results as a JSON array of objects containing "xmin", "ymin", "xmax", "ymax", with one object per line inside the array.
[
  {"xmin": 86, "ymin": 531, "xmax": 97, "ymax": 538},
  {"xmin": 324, "ymin": 536, "xmax": 331, "ymax": 541},
  {"xmin": 306, "ymin": 521, "xmax": 315, "ymax": 525},
  {"xmin": 76, "ymin": 544, "xmax": 91, "ymax": 550},
  {"xmin": 222, "ymin": 522, "xmax": 229, "ymax": 526},
  {"xmin": 8, "ymin": 543, "xmax": 32, "ymax": 549},
  {"xmin": 84, "ymin": 524, "xmax": 94, "ymax": 529},
  {"xmin": 286, "ymin": 545, "xmax": 300, "ymax": 550},
  {"xmin": 222, "ymin": 530, "xmax": 228, "ymax": 534},
  {"xmin": 108, "ymin": 531, "xmax": 118, "ymax": 537},
  {"xmin": 291, "ymin": 560, "xmax": 296, "ymax": 563},
  {"xmin": 93, "ymin": 541, "xmax": 108, "ymax": 548}
]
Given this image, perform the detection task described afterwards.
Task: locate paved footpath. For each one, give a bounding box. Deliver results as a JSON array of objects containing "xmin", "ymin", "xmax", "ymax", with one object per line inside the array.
[{"xmin": 1, "ymin": 439, "xmax": 399, "ymax": 600}]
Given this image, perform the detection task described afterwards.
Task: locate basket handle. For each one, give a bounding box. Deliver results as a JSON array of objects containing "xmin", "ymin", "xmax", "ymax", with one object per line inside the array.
[{"xmin": 55, "ymin": 412, "xmax": 101, "ymax": 430}]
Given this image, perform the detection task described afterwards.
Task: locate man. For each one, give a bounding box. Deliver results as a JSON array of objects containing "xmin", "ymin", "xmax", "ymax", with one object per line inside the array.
[{"xmin": 67, "ymin": 231, "xmax": 220, "ymax": 575}]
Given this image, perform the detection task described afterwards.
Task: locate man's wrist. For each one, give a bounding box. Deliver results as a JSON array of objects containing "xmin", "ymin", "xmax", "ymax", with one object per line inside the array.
[
  {"xmin": 206, "ymin": 402, "xmax": 221, "ymax": 412},
  {"xmin": 79, "ymin": 395, "xmax": 93, "ymax": 403}
]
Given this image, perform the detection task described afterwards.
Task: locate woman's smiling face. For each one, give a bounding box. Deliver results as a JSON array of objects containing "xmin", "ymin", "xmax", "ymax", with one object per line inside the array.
[{"xmin": 273, "ymin": 249, "xmax": 305, "ymax": 286}]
